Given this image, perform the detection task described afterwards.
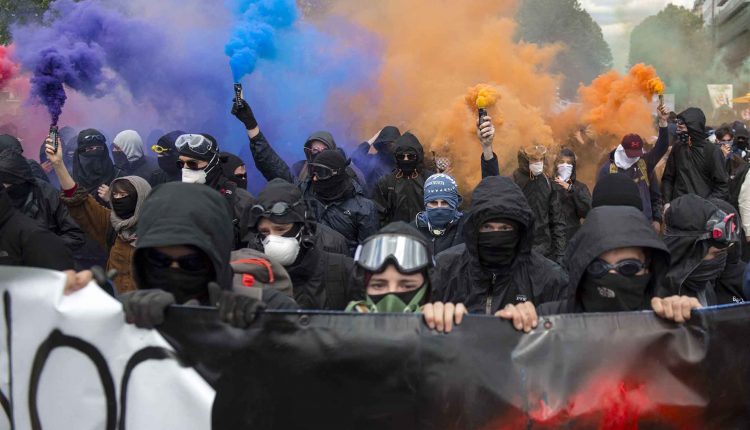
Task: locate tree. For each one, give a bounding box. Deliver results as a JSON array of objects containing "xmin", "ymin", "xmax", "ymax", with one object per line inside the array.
[
  {"xmin": 0, "ymin": 0, "xmax": 53, "ymax": 45},
  {"xmin": 516, "ymin": 0, "xmax": 613, "ymax": 100},
  {"xmin": 628, "ymin": 4, "xmax": 713, "ymax": 108}
]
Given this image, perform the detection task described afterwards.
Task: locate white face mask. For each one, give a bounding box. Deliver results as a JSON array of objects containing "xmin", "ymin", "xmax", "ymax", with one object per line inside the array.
[
  {"xmin": 613, "ymin": 145, "xmax": 640, "ymax": 170},
  {"xmin": 182, "ymin": 168, "xmax": 207, "ymax": 184},
  {"xmin": 262, "ymin": 235, "xmax": 301, "ymax": 266},
  {"xmin": 529, "ymin": 161, "xmax": 544, "ymax": 176},
  {"xmin": 557, "ymin": 163, "xmax": 573, "ymax": 182}
]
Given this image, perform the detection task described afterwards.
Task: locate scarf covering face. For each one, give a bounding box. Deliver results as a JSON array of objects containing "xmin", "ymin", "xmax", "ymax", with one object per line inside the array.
[{"xmin": 109, "ymin": 176, "xmax": 152, "ymax": 246}]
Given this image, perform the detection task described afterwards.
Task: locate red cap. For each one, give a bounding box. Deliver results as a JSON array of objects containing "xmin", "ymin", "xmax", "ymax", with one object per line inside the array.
[{"xmin": 621, "ymin": 134, "xmax": 644, "ymax": 158}]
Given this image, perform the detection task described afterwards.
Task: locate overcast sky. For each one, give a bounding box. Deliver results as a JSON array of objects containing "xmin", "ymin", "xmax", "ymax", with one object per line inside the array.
[{"xmin": 580, "ymin": 0, "xmax": 696, "ymax": 71}]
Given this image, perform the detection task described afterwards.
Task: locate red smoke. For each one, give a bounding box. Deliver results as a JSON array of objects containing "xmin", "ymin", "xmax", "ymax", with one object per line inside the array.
[{"xmin": 0, "ymin": 45, "xmax": 18, "ymax": 90}]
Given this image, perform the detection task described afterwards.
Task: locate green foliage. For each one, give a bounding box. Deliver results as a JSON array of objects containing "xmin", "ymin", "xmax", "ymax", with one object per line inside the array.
[
  {"xmin": 0, "ymin": 0, "xmax": 54, "ymax": 45},
  {"xmin": 516, "ymin": 0, "xmax": 613, "ymax": 99}
]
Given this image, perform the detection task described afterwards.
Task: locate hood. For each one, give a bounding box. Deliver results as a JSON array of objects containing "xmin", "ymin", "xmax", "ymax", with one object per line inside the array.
[
  {"xmin": 462, "ymin": 176, "xmax": 535, "ymax": 259},
  {"xmin": 734, "ymin": 122, "xmax": 749, "ymax": 139},
  {"xmin": 73, "ymin": 129, "xmax": 116, "ymax": 190},
  {"xmin": 516, "ymin": 150, "xmax": 530, "ymax": 175},
  {"xmin": 304, "ymin": 131, "xmax": 337, "ymax": 151},
  {"xmin": 373, "ymin": 126, "xmax": 401, "ymax": 151},
  {"xmin": 393, "ymin": 132, "xmax": 425, "ymax": 164},
  {"xmin": 677, "ymin": 107, "xmax": 708, "ymax": 143},
  {"xmin": 133, "ymin": 182, "xmax": 234, "ymax": 290},
  {"xmin": 250, "ymin": 178, "xmax": 306, "ymax": 227},
  {"xmin": 664, "ymin": 194, "xmax": 721, "ymax": 290},
  {"xmin": 555, "ymin": 148, "xmax": 577, "ymax": 182},
  {"xmin": 109, "ymin": 176, "xmax": 152, "ymax": 241},
  {"xmin": 564, "ymin": 206, "xmax": 670, "ymax": 309},
  {"xmin": 0, "ymin": 148, "xmax": 34, "ymax": 184},
  {"xmin": 220, "ymin": 152, "xmax": 245, "ymax": 177},
  {"xmin": 113, "ymin": 130, "xmax": 145, "ymax": 162},
  {"xmin": 155, "ymin": 130, "xmax": 185, "ymax": 156},
  {"xmin": 0, "ymin": 134, "xmax": 23, "ymax": 154}
]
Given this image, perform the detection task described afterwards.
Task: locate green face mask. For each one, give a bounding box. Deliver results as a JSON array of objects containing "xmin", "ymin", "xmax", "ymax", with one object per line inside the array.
[{"xmin": 365, "ymin": 285, "xmax": 428, "ymax": 313}]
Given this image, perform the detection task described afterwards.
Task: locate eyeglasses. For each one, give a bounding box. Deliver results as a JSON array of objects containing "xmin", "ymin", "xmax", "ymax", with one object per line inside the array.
[
  {"xmin": 176, "ymin": 159, "xmax": 205, "ymax": 171},
  {"xmin": 586, "ymin": 258, "xmax": 646, "ymax": 278},
  {"xmin": 308, "ymin": 163, "xmax": 341, "ymax": 181},
  {"xmin": 175, "ymin": 134, "xmax": 214, "ymax": 155},
  {"xmin": 144, "ymin": 248, "xmax": 208, "ymax": 272},
  {"xmin": 81, "ymin": 134, "xmax": 106, "ymax": 144},
  {"xmin": 251, "ymin": 201, "xmax": 302, "ymax": 218},
  {"xmin": 151, "ymin": 144, "xmax": 172, "ymax": 155}
]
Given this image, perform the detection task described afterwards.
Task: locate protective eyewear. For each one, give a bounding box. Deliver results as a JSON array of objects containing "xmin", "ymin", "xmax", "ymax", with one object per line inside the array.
[
  {"xmin": 151, "ymin": 144, "xmax": 172, "ymax": 155},
  {"xmin": 308, "ymin": 163, "xmax": 341, "ymax": 181},
  {"xmin": 250, "ymin": 201, "xmax": 303, "ymax": 218},
  {"xmin": 175, "ymin": 134, "xmax": 214, "ymax": 155},
  {"xmin": 354, "ymin": 234, "xmax": 433, "ymax": 274},
  {"xmin": 586, "ymin": 258, "xmax": 646, "ymax": 278},
  {"xmin": 396, "ymin": 153, "xmax": 417, "ymax": 161},
  {"xmin": 81, "ymin": 134, "xmax": 106, "ymax": 144},
  {"xmin": 80, "ymin": 146, "xmax": 104, "ymax": 153},
  {"xmin": 144, "ymin": 248, "xmax": 208, "ymax": 272},
  {"xmin": 176, "ymin": 159, "xmax": 205, "ymax": 171},
  {"xmin": 704, "ymin": 211, "xmax": 738, "ymax": 244}
]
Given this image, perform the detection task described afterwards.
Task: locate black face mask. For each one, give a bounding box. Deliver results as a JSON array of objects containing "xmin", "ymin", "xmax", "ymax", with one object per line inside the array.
[
  {"xmin": 141, "ymin": 265, "xmax": 213, "ymax": 305},
  {"xmin": 158, "ymin": 154, "xmax": 181, "ymax": 176},
  {"xmin": 684, "ymin": 253, "xmax": 727, "ymax": 292},
  {"xmin": 112, "ymin": 194, "xmax": 137, "ymax": 219},
  {"xmin": 676, "ymin": 131, "xmax": 689, "ymax": 145},
  {"xmin": 477, "ymin": 230, "xmax": 519, "ymax": 268},
  {"xmin": 396, "ymin": 159, "xmax": 418, "ymax": 172},
  {"xmin": 6, "ymin": 182, "xmax": 32, "ymax": 208},
  {"xmin": 580, "ymin": 272, "xmax": 651, "ymax": 312},
  {"xmin": 112, "ymin": 151, "xmax": 129, "ymax": 169},
  {"xmin": 313, "ymin": 175, "xmax": 350, "ymax": 203},
  {"xmin": 232, "ymin": 174, "xmax": 248, "ymax": 190}
]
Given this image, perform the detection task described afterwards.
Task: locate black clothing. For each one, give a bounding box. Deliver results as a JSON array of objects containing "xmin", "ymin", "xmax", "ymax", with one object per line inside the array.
[
  {"xmin": 309, "ymin": 194, "xmax": 379, "ymax": 256},
  {"xmin": 552, "ymin": 151, "xmax": 591, "ymax": 240},
  {"xmin": 592, "ymin": 172, "xmax": 644, "ymax": 211},
  {"xmin": 431, "ymin": 176, "xmax": 568, "ymax": 314},
  {"xmin": 118, "ymin": 156, "xmax": 157, "ymax": 182},
  {"xmin": 0, "ymin": 190, "xmax": 74, "ymax": 270},
  {"xmin": 220, "ymin": 152, "xmax": 247, "ymax": 190},
  {"xmin": 709, "ymin": 198, "xmax": 747, "ymax": 305},
  {"xmin": 662, "ymin": 108, "xmax": 729, "ymax": 202},
  {"xmin": 243, "ymin": 221, "xmax": 350, "ymax": 257},
  {"xmin": 537, "ymin": 206, "xmax": 670, "ymax": 315},
  {"xmin": 414, "ymin": 216, "xmax": 465, "ymax": 256},
  {"xmin": 148, "ymin": 130, "xmax": 185, "ymax": 186},
  {"xmin": 73, "ymin": 129, "xmax": 119, "ymax": 193}
]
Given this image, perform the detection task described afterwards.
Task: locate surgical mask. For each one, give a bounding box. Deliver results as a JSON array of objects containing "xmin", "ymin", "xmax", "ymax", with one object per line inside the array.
[
  {"xmin": 529, "ymin": 161, "xmax": 544, "ymax": 176},
  {"xmin": 111, "ymin": 194, "xmax": 137, "ymax": 219},
  {"xmin": 262, "ymin": 234, "xmax": 301, "ymax": 266},
  {"xmin": 477, "ymin": 230, "xmax": 519, "ymax": 268},
  {"xmin": 141, "ymin": 266, "xmax": 213, "ymax": 305},
  {"xmin": 182, "ymin": 168, "xmax": 207, "ymax": 184},
  {"xmin": 580, "ymin": 273, "xmax": 651, "ymax": 312},
  {"xmin": 557, "ymin": 163, "xmax": 573, "ymax": 182},
  {"xmin": 367, "ymin": 285, "xmax": 427, "ymax": 313},
  {"xmin": 426, "ymin": 207, "xmax": 456, "ymax": 228}
]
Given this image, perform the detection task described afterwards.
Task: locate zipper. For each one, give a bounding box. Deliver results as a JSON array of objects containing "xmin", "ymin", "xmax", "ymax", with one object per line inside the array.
[{"xmin": 486, "ymin": 273, "xmax": 496, "ymax": 315}]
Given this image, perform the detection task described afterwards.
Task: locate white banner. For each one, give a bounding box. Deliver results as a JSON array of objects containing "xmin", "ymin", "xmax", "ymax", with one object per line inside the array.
[
  {"xmin": 0, "ymin": 267, "xmax": 214, "ymax": 430},
  {"xmin": 707, "ymin": 84, "xmax": 734, "ymax": 109}
]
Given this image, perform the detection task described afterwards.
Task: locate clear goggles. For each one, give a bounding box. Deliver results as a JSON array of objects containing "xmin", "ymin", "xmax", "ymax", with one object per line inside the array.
[
  {"xmin": 354, "ymin": 234, "xmax": 433, "ymax": 274},
  {"xmin": 175, "ymin": 134, "xmax": 214, "ymax": 155}
]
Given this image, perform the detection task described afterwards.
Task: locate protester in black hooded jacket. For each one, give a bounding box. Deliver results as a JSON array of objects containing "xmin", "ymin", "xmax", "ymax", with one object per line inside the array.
[
  {"xmin": 308, "ymin": 150, "xmax": 379, "ymax": 255},
  {"xmin": 148, "ymin": 130, "xmax": 185, "ymax": 186},
  {"xmin": 709, "ymin": 198, "xmax": 747, "ymax": 304},
  {"xmin": 0, "ymin": 148, "xmax": 85, "ymax": 251},
  {"xmin": 373, "ymin": 132, "xmax": 434, "ymax": 225},
  {"xmin": 72, "ymin": 129, "xmax": 120, "ymax": 202},
  {"xmin": 0, "ymin": 186, "xmax": 74, "ymax": 271},
  {"xmin": 0, "ymin": 134, "xmax": 49, "ymax": 183},
  {"xmin": 662, "ymin": 108, "xmax": 729, "ymax": 203},
  {"xmin": 220, "ymin": 152, "xmax": 248, "ymax": 190},
  {"xmin": 351, "ymin": 126, "xmax": 400, "ymax": 197},
  {"xmin": 663, "ymin": 194, "xmax": 736, "ymax": 306},
  {"xmin": 552, "ymin": 148, "xmax": 591, "ymax": 241},
  {"xmin": 244, "ymin": 178, "xmax": 356, "ymax": 310},
  {"xmin": 431, "ymin": 176, "xmax": 568, "ymax": 315},
  {"xmin": 120, "ymin": 182, "xmax": 295, "ymax": 329}
]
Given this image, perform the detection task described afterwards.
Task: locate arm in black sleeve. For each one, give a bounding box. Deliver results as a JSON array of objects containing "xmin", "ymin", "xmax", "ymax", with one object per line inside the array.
[
  {"xmin": 51, "ymin": 195, "xmax": 86, "ymax": 251},
  {"xmin": 648, "ymin": 170, "xmax": 664, "ymax": 222},
  {"xmin": 549, "ymin": 187, "xmax": 567, "ymax": 261},
  {"xmin": 644, "ymin": 126, "xmax": 670, "ymax": 171},
  {"xmin": 480, "ymin": 153, "xmax": 500, "ymax": 178},
  {"xmin": 23, "ymin": 229, "xmax": 74, "ymax": 271},
  {"xmin": 570, "ymin": 182, "xmax": 592, "ymax": 220},
  {"xmin": 708, "ymin": 146, "xmax": 729, "ymax": 200},
  {"xmin": 661, "ymin": 150, "xmax": 676, "ymax": 203},
  {"xmin": 248, "ymin": 131, "xmax": 294, "ymax": 183}
]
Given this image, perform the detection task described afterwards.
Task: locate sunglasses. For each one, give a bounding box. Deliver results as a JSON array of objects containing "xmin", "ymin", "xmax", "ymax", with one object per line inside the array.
[
  {"xmin": 81, "ymin": 134, "xmax": 106, "ymax": 144},
  {"xmin": 80, "ymin": 146, "xmax": 104, "ymax": 153},
  {"xmin": 396, "ymin": 153, "xmax": 417, "ymax": 161},
  {"xmin": 176, "ymin": 159, "xmax": 205, "ymax": 171},
  {"xmin": 587, "ymin": 258, "xmax": 646, "ymax": 278},
  {"xmin": 251, "ymin": 201, "xmax": 302, "ymax": 218},
  {"xmin": 151, "ymin": 144, "xmax": 172, "ymax": 155},
  {"xmin": 144, "ymin": 248, "xmax": 208, "ymax": 272}
]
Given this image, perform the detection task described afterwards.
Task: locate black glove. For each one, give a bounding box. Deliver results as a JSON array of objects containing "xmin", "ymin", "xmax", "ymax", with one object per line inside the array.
[
  {"xmin": 91, "ymin": 266, "xmax": 117, "ymax": 297},
  {"xmin": 209, "ymin": 283, "xmax": 266, "ymax": 329},
  {"xmin": 120, "ymin": 290, "xmax": 176, "ymax": 329},
  {"xmin": 231, "ymin": 98, "xmax": 258, "ymax": 130}
]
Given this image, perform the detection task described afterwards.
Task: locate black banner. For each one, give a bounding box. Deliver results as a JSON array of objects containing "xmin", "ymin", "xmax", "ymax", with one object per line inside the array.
[{"xmin": 157, "ymin": 303, "xmax": 750, "ymax": 429}]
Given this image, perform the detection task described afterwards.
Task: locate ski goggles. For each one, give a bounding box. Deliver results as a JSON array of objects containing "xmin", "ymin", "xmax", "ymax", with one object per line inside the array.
[
  {"xmin": 308, "ymin": 163, "xmax": 342, "ymax": 181},
  {"xmin": 80, "ymin": 134, "xmax": 106, "ymax": 144},
  {"xmin": 354, "ymin": 234, "xmax": 433, "ymax": 274},
  {"xmin": 175, "ymin": 134, "xmax": 215, "ymax": 155},
  {"xmin": 250, "ymin": 201, "xmax": 303, "ymax": 218},
  {"xmin": 586, "ymin": 258, "xmax": 646, "ymax": 278}
]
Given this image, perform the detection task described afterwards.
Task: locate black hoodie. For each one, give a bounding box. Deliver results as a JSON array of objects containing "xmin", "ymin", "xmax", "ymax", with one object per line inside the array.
[
  {"xmin": 148, "ymin": 130, "xmax": 186, "ymax": 186},
  {"xmin": 709, "ymin": 198, "xmax": 747, "ymax": 304},
  {"xmin": 431, "ymin": 176, "xmax": 568, "ymax": 314},
  {"xmin": 537, "ymin": 206, "xmax": 671, "ymax": 315},
  {"xmin": 133, "ymin": 182, "xmax": 234, "ymax": 291},
  {"xmin": 373, "ymin": 132, "xmax": 434, "ymax": 225},
  {"xmin": 662, "ymin": 108, "xmax": 728, "ymax": 202},
  {"xmin": 552, "ymin": 149, "xmax": 592, "ymax": 241}
]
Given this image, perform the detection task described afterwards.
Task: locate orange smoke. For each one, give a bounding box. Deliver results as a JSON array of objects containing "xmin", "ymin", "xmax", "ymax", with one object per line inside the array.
[
  {"xmin": 578, "ymin": 63, "xmax": 663, "ymax": 145},
  {"xmin": 467, "ymin": 84, "xmax": 500, "ymax": 110},
  {"xmin": 332, "ymin": 0, "xmax": 562, "ymax": 190}
]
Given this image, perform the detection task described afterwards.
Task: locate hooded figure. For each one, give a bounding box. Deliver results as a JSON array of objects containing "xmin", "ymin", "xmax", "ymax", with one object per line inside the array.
[
  {"xmin": 73, "ymin": 129, "xmax": 118, "ymax": 194},
  {"xmin": 511, "ymin": 146, "xmax": 567, "ymax": 262},
  {"xmin": 308, "ymin": 150, "xmax": 380, "ymax": 255},
  {"xmin": 148, "ymin": 130, "xmax": 185, "ymax": 186},
  {"xmin": 552, "ymin": 149, "xmax": 591, "ymax": 240},
  {"xmin": 373, "ymin": 132, "xmax": 434, "ymax": 225},
  {"xmin": 663, "ymin": 194, "xmax": 737, "ymax": 306},
  {"xmin": 598, "ymin": 127, "xmax": 669, "ymax": 222},
  {"xmin": 0, "ymin": 134, "xmax": 49, "ymax": 183},
  {"xmin": 662, "ymin": 108, "xmax": 728, "ymax": 202},
  {"xmin": 111, "ymin": 130, "xmax": 156, "ymax": 180},
  {"xmin": 220, "ymin": 152, "xmax": 248, "ymax": 190},
  {"xmin": 244, "ymin": 178, "xmax": 355, "ymax": 310},
  {"xmin": 414, "ymin": 173, "xmax": 465, "ymax": 255},
  {"xmin": 709, "ymin": 198, "xmax": 747, "ymax": 304},
  {"xmin": 351, "ymin": 126, "xmax": 401, "ymax": 197},
  {"xmin": 537, "ymin": 206, "xmax": 671, "ymax": 315},
  {"xmin": 431, "ymin": 176, "xmax": 568, "ymax": 314},
  {"xmin": 591, "ymin": 172, "xmax": 644, "ymax": 212},
  {"xmin": 60, "ymin": 174, "xmax": 152, "ymax": 294},
  {"xmin": 0, "ymin": 148, "xmax": 85, "ymax": 251}
]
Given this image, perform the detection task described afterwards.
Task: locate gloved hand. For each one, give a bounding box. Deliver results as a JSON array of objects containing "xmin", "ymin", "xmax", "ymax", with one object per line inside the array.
[
  {"xmin": 231, "ymin": 98, "xmax": 258, "ymax": 130},
  {"xmin": 120, "ymin": 289, "xmax": 176, "ymax": 329},
  {"xmin": 209, "ymin": 283, "xmax": 266, "ymax": 329}
]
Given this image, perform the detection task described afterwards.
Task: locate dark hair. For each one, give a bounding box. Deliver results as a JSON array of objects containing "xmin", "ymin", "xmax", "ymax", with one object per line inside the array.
[{"xmin": 715, "ymin": 124, "xmax": 734, "ymax": 140}]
